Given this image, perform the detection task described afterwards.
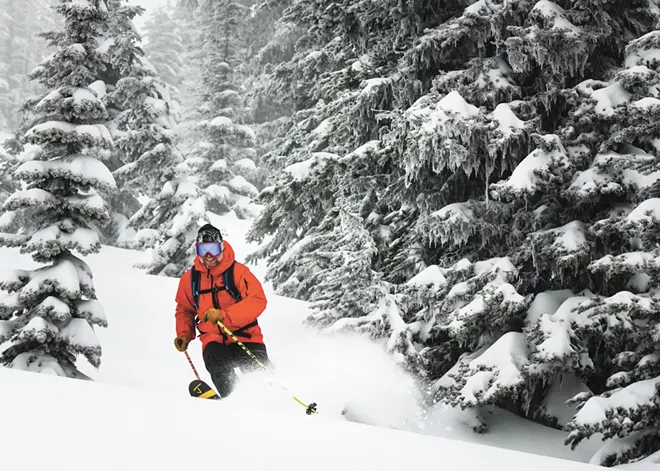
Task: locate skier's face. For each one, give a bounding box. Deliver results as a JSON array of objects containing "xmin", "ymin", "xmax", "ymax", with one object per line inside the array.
[{"xmin": 202, "ymin": 253, "xmax": 220, "ymax": 267}]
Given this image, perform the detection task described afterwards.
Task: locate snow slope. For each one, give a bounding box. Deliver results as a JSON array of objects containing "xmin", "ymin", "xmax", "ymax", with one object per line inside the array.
[
  {"xmin": 0, "ymin": 211, "xmax": 605, "ymax": 467},
  {"xmin": 0, "ymin": 365, "xmax": 603, "ymax": 471}
]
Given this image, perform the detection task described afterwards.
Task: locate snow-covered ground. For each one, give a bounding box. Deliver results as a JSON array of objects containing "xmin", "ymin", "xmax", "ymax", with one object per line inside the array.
[
  {"xmin": 0, "ymin": 211, "xmax": 611, "ymax": 469},
  {"xmin": 0, "ymin": 365, "xmax": 605, "ymax": 471}
]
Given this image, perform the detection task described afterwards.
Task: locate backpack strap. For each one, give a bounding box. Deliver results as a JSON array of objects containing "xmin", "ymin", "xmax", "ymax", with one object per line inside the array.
[
  {"xmin": 190, "ymin": 261, "xmax": 242, "ymax": 312},
  {"xmin": 223, "ymin": 261, "xmax": 242, "ymax": 302},
  {"xmin": 190, "ymin": 265, "xmax": 201, "ymax": 311}
]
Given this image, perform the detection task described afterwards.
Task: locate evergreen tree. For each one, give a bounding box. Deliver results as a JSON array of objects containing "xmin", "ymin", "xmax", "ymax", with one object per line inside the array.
[
  {"xmin": 0, "ymin": 137, "xmax": 18, "ymax": 206},
  {"xmin": 558, "ymin": 27, "xmax": 660, "ymax": 465},
  {"xmin": 248, "ymin": 0, "xmax": 660, "ymax": 457},
  {"xmin": 0, "ymin": 0, "xmax": 61, "ymax": 130},
  {"xmin": 99, "ymin": 0, "xmax": 183, "ymax": 245},
  {"xmin": 127, "ymin": 177, "xmax": 221, "ymax": 276},
  {"xmin": 0, "ymin": 0, "xmax": 114, "ymax": 378},
  {"xmin": 180, "ymin": 0, "xmax": 261, "ymax": 219},
  {"xmin": 143, "ymin": 1, "xmax": 185, "ymax": 114}
]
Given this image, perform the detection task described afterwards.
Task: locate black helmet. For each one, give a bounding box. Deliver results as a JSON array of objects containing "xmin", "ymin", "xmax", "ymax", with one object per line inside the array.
[{"xmin": 196, "ymin": 223, "xmax": 223, "ymax": 243}]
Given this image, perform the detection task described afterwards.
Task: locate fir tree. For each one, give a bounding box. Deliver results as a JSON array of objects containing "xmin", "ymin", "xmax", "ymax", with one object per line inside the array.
[
  {"xmin": 248, "ymin": 0, "xmax": 660, "ymax": 455},
  {"xmin": 128, "ymin": 178, "xmax": 221, "ymax": 276},
  {"xmin": 143, "ymin": 1, "xmax": 185, "ymax": 113},
  {"xmin": 0, "ymin": 0, "xmax": 114, "ymax": 378},
  {"xmin": 180, "ymin": 0, "xmax": 261, "ymax": 219},
  {"xmin": 0, "ymin": 0, "xmax": 61, "ymax": 130},
  {"xmin": 100, "ymin": 0, "xmax": 183, "ymax": 245}
]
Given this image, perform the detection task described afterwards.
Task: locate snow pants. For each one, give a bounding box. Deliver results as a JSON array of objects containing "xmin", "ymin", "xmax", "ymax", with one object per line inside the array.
[{"xmin": 202, "ymin": 341, "xmax": 271, "ymax": 398}]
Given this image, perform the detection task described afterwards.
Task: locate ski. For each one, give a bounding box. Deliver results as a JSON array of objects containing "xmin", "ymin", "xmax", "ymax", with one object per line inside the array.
[{"xmin": 188, "ymin": 379, "xmax": 220, "ymax": 400}]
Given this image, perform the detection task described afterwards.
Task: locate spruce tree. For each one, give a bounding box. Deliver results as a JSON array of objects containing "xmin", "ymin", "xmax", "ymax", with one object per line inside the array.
[
  {"xmin": 0, "ymin": 0, "xmax": 113, "ymax": 378},
  {"xmin": 99, "ymin": 0, "xmax": 183, "ymax": 246},
  {"xmin": 558, "ymin": 26, "xmax": 660, "ymax": 466},
  {"xmin": 0, "ymin": 0, "xmax": 61, "ymax": 130},
  {"xmin": 143, "ymin": 2, "xmax": 185, "ymax": 114},
  {"xmin": 248, "ymin": 0, "xmax": 660, "ymax": 454},
  {"xmin": 180, "ymin": 0, "xmax": 260, "ymax": 219}
]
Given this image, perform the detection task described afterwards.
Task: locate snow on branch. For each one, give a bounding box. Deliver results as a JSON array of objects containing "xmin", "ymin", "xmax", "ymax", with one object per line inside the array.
[
  {"xmin": 565, "ymin": 148, "xmax": 659, "ymax": 205},
  {"xmin": 60, "ymin": 318, "xmax": 102, "ymax": 367},
  {"xmin": 444, "ymin": 332, "xmax": 531, "ymax": 409},
  {"xmin": 433, "ymin": 257, "xmax": 530, "ymax": 348},
  {"xmin": 15, "ymin": 155, "xmax": 116, "ymax": 192},
  {"xmin": 490, "ymin": 134, "xmax": 572, "ymax": 204},
  {"xmin": 416, "ymin": 202, "xmax": 478, "ymax": 249},
  {"xmin": 3, "ymin": 189, "xmax": 58, "ymax": 213},
  {"xmin": 529, "ymin": 291, "xmax": 654, "ymax": 377},
  {"xmin": 590, "ymin": 198, "xmax": 660, "ymax": 250},
  {"xmin": 528, "ymin": 220, "xmax": 591, "ymax": 281},
  {"xmin": 76, "ymin": 299, "xmax": 107, "ymax": 328},
  {"xmin": 35, "ymin": 296, "xmax": 72, "ymax": 323},
  {"xmin": 34, "ymin": 85, "xmax": 107, "ymax": 122},
  {"xmin": 24, "ymin": 121, "xmax": 113, "ymax": 150},
  {"xmin": 23, "ymin": 223, "xmax": 101, "ymax": 258},
  {"xmin": 625, "ymin": 30, "xmax": 660, "ymax": 70},
  {"xmin": 566, "ymin": 376, "xmax": 660, "ymax": 466},
  {"xmin": 16, "ymin": 258, "xmax": 95, "ymax": 307},
  {"xmin": 505, "ymin": 1, "xmax": 590, "ymax": 77},
  {"xmin": 589, "ymin": 252, "xmax": 660, "ymax": 291},
  {"xmin": 14, "ymin": 316, "xmax": 58, "ymax": 345}
]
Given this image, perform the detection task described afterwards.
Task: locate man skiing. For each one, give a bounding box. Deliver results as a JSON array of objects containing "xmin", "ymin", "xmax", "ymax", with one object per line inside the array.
[{"xmin": 173, "ymin": 223, "xmax": 269, "ymax": 398}]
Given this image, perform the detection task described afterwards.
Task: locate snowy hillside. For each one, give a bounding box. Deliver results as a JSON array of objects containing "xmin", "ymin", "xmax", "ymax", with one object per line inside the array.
[
  {"xmin": 0, "ymin": 365, "xmax": 605, "ymax": 471},
  {"xmin": 0, "ymin": 211, "xmax": 613, "ymax": 469}
]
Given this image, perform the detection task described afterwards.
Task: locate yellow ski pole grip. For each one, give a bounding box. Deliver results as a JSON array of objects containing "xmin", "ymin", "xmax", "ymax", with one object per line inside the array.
[{"xmin": 216, "ymin": 320, "xmax": 318, "ymax": 415}]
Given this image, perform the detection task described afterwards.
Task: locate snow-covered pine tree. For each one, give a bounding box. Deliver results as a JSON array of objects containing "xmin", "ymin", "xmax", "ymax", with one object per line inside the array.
[
  {"xmin": 390, "ymin": 0, "xmax": 660, "ymax": 436},
  {"xmin": 101, "ymin": 0, "xmax": 183, "ymax": 244},
  {"xmin": 0, "ymin": 0, "xmax": 61, "ymax": 130},
  {"xmin": 128, "ymin": 178, "xmax": 224, "ymax": 276},
  {"xmin": 554, "ymin": 27, "xmax": 660, "ymax": 466},
  {"xmin": 179, "ymin": 0, "xmax": 261, "ymax": 219},
  {"xmin": 0, "ymin": 0, "xmax": 114, "ymax": 378},
  {"xmin": 248, "ymin": 0, "xmax": 660, "ymax": 445},
  {"xmin": 143, "ymin": 1, "xmax": 185, "ymax": 115},
  {"xmin": 393, "ymin": 0, "xmax": 660, "ymax": 449}
]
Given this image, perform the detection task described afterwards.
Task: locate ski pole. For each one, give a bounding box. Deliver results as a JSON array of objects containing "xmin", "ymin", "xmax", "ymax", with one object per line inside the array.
[
  {"xmin": 184, "ymin": 350, "xmax": 201, "ymax": 380},
  {"xmin": 216, "ymin": 320, "xmax": 318, "ymax": 415}
]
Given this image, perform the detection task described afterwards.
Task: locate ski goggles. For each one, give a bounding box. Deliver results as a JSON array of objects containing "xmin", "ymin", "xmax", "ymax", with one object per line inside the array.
[{"xmin": 195, "ymin": 241, "xmax": 223, "ymax": 257}]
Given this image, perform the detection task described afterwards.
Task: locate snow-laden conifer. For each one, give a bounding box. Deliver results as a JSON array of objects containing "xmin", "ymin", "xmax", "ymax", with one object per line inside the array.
[
  {"xmin": 100, "ymin": 0, "xmax": 183, "ymax": 247},
  {"xmin": 0, "ymin": 0, "xmax": 114, "ymax": 378},
  {"xmin": 249, "ymin": 0, "xmax": 660, "ymax": 458},
  {"xmin": 178, "ymin": 0, "xmax": 261, "ymax": 219},
  {"xmin": 143, "ymin": 2, "xmax": 185, "ymax": 113}
]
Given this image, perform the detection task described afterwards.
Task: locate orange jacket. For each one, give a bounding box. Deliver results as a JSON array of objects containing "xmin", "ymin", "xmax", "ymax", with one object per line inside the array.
[{"xmin": 175, "ymin": 241, "xmax": 267, "ymax": 350}]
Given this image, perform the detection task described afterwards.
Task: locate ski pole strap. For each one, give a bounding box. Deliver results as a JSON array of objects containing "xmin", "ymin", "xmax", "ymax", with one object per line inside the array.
[
  {"xmin": 216, "ymin": 320, "xmax": 318, "ymax": 415},
  {"xmin": 185, "ymin": 350, "xmax": 201, "ymax": 380}
]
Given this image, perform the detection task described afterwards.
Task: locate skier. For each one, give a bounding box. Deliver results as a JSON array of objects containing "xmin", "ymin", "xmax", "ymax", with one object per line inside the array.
[{"xmin": 173, "ymin": 223, "xmax": 270, "ymax": 398}]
